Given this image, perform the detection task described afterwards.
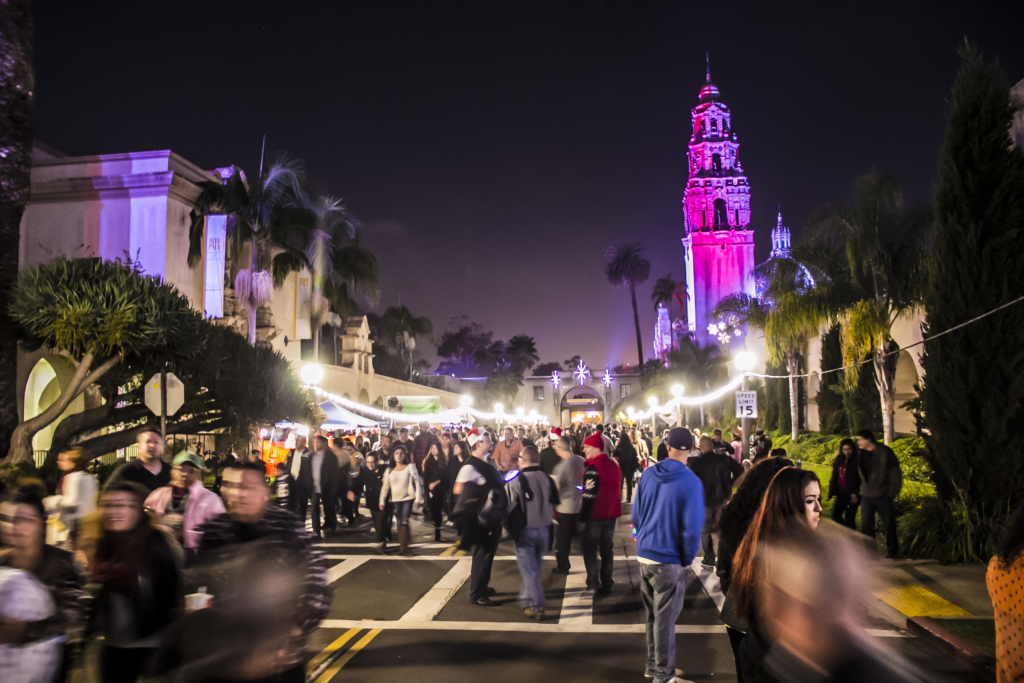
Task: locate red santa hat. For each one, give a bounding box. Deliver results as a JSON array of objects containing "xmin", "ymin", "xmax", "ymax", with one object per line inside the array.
[
  {"xmin": 550, "ymin": 428, "xmax": 562, "ymax": 437},
  {"xmin": 583, "ymin": 433, "xmax": 605, "ymax": 452},
  {"xmin": 466, "ymin": 428, "xmax": 484, "ymax": 447}
]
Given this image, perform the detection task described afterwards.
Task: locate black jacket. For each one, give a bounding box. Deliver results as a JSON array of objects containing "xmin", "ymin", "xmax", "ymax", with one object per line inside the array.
[
  {"xmin": 294, "ymin": 447, "xmax": 340, "ymax": 498},
  {"xmin": 828, "ymin": 450, "xmax": 862, "ymax": 499},
  {"xmin": 687, "ymin": 451, "xmax": 744, "ymax": 509},
  {"xmin": 360, "ymin": 468, "xmax": 384, "ymax": 510},
  {"xmin": 614, "ymin": 445, "xmax": 639, "ymax": 474}
]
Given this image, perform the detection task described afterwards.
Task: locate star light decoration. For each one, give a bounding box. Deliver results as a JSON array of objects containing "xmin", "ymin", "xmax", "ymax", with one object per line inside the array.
[
  {"xmin": 707, "ymin": 315, "xmax": 743, "ymax": 345},
  {"xmin": 574, "ymin": 360, "xmax": 590, "ymax": 386},
  {"xmin": 602, "ymin": 367, "xmax": 612, "ymax": 388},
  {"xmin": 550, "ymin": 371, "xmax": 560, "ymax": 389}
]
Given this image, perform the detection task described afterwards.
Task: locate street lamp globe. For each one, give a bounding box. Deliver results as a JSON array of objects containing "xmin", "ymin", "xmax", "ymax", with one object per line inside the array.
[
  {"xmin": 515, "ymin": 407, "xmax": 525, "ymax": 417},
  {"xmin": 670, "ymin": 384, "xmax": 685, "ymax": 398},
  {"xmin": 647, "ymin": 396, "xmax": 659, "ymax": 408},
  {"xmin": 460, "ymin": 395, "xmax": 473, "ymax": 407},
  {"xmin": 493, "ymin": 403, "xmax": 504, "ymax": 414},
  {"xmin": 734, "ymin": 350, "xmax": 757, "ymax": 373},
  {"xmin": 300, "ymin": 363, "xmax": 324, "ymax": 385}
]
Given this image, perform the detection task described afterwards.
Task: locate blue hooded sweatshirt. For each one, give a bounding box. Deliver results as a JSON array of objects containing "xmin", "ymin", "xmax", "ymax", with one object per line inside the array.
[{"xmin": 631, "ymin": 458, "xmax": 705, "ymax": 565}]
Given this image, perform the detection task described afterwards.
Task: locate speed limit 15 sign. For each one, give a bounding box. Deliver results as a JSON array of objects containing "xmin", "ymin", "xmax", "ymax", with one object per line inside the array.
[{"xmin": 735, "ymin": 391, "xmax": 758, "ymax": 418}]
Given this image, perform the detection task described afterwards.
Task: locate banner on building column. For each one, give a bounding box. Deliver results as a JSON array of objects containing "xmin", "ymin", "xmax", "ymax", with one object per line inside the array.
[
  {"xmin": 203, "ymin": 216, "xmax": 226, "ymax": 318},
  {"xmin": 295, "ymin": 268, "xmax": 312, "ymax": 339}
]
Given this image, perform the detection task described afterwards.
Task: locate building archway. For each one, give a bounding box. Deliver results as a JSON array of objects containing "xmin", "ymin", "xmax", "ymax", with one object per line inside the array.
[
  {"xmin": 358, "ymin": 389, "xmax": 370, "ymax": 404},
  {"xmin": 894, "ymin": 350, "xmax": 920, "ymax": 435},
  {"xmin": 560, "ymin": 384, "xmax": 605, "ymax": 425},
  {"xmin": 713, "ymin": 198, "xmax": 728, "ymax": 228},
  {"xmin": 24, "ymin": 358, "xmax": 86, "ymax": 452}
]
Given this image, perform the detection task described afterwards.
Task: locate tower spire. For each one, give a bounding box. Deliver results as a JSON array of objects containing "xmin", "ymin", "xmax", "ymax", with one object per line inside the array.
[{"xmin": 706, "ymin": 51, "xmax": 710, "ymax": 82}]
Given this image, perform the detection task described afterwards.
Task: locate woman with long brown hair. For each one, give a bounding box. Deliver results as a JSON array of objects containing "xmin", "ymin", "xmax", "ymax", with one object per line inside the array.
[
  {"xmin": 729, "ymin": 467, "xmax": 822, "ymax": 682},
  {"xmin": 422, "ymin": 441, "xmax": 449, "ymax": 542}
]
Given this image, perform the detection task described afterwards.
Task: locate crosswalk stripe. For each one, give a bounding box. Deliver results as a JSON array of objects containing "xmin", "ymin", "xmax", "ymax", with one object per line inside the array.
[
  {"xmin": 557, "ymin": 556, "xmax": 592, "ymax": 626},
  {"xmin": 326, "ymin": 557, "xmax": 371, "ymax": 584},
  {"xmin": 400, "ymin": 558, "xmax": 473, "ymax": 621},
  {"xmin": 688, "ymin": 557, "xmax": 726, "ymax": 611},
  {"xmin": 314, "ymin": 629, "xmax": 381, "ymax": 683}
]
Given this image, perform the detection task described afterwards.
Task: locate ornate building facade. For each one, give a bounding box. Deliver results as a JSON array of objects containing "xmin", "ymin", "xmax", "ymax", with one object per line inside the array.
[{"xmin": 681, "ymin": 69, "xmax": 756, "ymax": 346}]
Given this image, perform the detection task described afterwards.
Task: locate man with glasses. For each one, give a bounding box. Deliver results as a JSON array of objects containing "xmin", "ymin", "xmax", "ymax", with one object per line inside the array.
[{"xmin": 145, "ymin": 451, "xmax": 225, "ymax": 556}]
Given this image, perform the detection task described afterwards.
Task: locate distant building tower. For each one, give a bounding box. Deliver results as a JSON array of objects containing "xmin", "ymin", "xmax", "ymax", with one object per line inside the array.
[
  {"xmin": 681, "ymin": 65, "xmax": 756, "ymax": 346},
  {"xmin": 753, "ymin": 210, "xmax": 815, "ymax": 306},
  {"xmin": 653, "ymin": 303, "xmax": 673, "ymax": 361}
]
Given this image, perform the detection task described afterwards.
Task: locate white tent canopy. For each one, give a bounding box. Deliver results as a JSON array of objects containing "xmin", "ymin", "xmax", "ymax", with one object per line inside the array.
[{"xmin": 318, "ymin": 400, "xmax": 379, "ymax": 429}]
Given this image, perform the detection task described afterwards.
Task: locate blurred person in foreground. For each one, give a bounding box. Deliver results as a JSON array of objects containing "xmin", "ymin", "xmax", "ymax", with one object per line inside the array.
[
  {"xmin": 192, "ymin": 461, "xmax": 329, "ymax": 682},
  {"xmin": 755, "ymin": 528, "xmax": 922, "ymax": 683},
  {"xmin": 44, "ymin": 447, "xmax": 98, "ymax": 548},
  {"xmin": 145, "ymin": 452, "xmax": 225, "ymax": 558},
  {"xmin": 716, "ymin": 457, "xmax": 794, "ymax": 680},
  {"xmin": 90, "ymin": 481, "xmax": 182, "ymax": 683},
  {"xmin": 632, "ymin": 427, "xmax": 705, "ymax": 683},
  {"xmin": 988, "ymin": 504, "xmax": 1024, "ymax": 683},
  {"xmin": 1, "ymin": 484, "xmax": 87, "ymax": 683},
  {"xmin": 730, "ymin": 467, "xmax": 822, "ymax": 682}
]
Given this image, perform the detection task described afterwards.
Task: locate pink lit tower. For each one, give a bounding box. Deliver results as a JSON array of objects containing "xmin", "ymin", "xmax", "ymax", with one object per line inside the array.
[{"xmin": 681, "ymin": 62, "xmax": 756, "ymax": 346}]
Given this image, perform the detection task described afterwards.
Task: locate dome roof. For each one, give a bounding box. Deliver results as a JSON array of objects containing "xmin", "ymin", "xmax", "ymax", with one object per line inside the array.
[
  {"xmin": 754, "ymin": 211, "xmax": 816, "ymax": 303},
  {"xmin": 699, "ymin": 81, "xmax": 720, "ymax": 102}
]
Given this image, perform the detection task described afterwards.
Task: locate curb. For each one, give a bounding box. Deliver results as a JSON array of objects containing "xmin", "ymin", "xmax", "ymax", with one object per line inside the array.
[{"xmin": 906, "ymin": 617, "xmax": 995, "ymax": 682}]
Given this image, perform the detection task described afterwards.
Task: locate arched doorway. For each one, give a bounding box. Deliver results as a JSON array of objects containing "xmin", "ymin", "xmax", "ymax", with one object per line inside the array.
[
  {"xmin": 358, "ymin": 388, "xmax": 370, "ymax": 404},
  {"xmin": 561, "ymin": 385, "xmax": 605, "ymax": 426},
  {"xmin": 894, "ymin": 350, "xmax": 920, "ymax": 435},
  {"xmin": 713, "ymin": 198, "xmax": 729, "ymax": 228},
  {"xmin": 24, "ymin": 358, "xmax": 85, "ymax": 452}
]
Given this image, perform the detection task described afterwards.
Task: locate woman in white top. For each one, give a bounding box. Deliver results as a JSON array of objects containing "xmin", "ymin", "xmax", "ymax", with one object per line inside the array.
[
  {"xmin": 379, "ymin": 444, "xmax": 423, "ymax": 556},
  {"xmin": 44, "ymin": 447, "xmax": 98, "ymax": 548}
]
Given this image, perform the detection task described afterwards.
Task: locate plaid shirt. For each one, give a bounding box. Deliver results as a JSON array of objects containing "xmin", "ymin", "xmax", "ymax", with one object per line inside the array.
[{"xmin": 194, "ymin": 506, "xmax": 330, "ymax": 665}]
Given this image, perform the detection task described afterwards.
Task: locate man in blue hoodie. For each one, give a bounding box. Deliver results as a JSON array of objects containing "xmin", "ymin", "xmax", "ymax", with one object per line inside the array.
[{"xmin": 632, "ymin": 427, "xmax": 705, "ymax": 683}]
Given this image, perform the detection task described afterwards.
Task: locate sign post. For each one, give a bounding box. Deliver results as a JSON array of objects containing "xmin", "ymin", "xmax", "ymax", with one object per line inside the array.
[
  {"xmin": 145, "ymin": 372, "xmax": 185, "ymax": 442},
  {"xmin": 735, "ymin": 388, "xmax": 757, "ymax": 460}
]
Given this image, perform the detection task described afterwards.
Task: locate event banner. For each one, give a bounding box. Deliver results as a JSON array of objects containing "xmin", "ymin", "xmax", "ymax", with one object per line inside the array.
[
  {"xmin": 203, "ymin": 215, "xmax": 226, "ymax": 318},
  {"xmin": 388, "ymin": 395, "xmax": 441, "ymax": 414}
]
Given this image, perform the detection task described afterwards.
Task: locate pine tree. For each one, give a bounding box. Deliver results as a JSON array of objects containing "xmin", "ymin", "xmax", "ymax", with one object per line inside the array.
[{"xmin": 921, "ymin": 43, "xmax": 1024, "ymax": 515}]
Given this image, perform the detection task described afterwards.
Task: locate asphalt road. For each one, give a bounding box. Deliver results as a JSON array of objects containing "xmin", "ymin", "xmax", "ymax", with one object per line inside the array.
[{"xmin": 304, "ymin": 505, "xmax": 983, "ymax": 683}]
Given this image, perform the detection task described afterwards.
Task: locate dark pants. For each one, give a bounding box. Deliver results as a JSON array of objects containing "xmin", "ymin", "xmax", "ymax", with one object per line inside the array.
[
  {"xmin": 469, "ymin": 527, "xmax": 501, "ymax": 602},
  {"xmin": 427, "ymin": 488, "xmax": 446, "ymax": 529},
  {"xmin": 726, "ymin": 626, "xmax": 746, "ymax": 683},
  {"xmin": 583, "ymin": 518, "xmax": 617, "ymax": 590},
  {"xmin": 640, "ymin": 563, "xmax": 687, "ymax": 683},
  {"xmin": 374, "ymin": 502, "xmax": 393, "ymax": 543},
  {"xmin": 622, "ymin": 471, "xmax": 636, "ymax": 503},
  {"xmin": 555, "ymin": 512, "xmax": 578, "ymax": 571},
  {"xmin": 701, "ymin": 504, "xmax": 723, "ymax": 565},
  {"xmin": 831, "ymin": 493, "xmax": 859, "ymax": 529},
  {"xmin": 295, "ymin": 490, "xmax": 310, "ymax": 524},
  {"xmin": 100, "ymin": 646, "xmax": 155, "ymax": 683},
  {"xmin": 310, "ymin": 492, "xmax": 336, "ymax": 535},
  {"xmin": 861, "ymin": 495, "xmax": 898, "ymax": 557}
]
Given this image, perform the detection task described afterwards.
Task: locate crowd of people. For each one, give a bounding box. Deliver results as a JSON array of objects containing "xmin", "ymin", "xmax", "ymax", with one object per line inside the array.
[{"xmin": 1, "ymin": 418, "xmax": 1023, "ymax": 683}]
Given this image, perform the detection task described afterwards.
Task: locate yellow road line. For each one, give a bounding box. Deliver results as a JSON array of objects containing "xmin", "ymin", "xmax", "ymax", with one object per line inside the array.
[
  {"xmin": 306, "ymin": 628, "xmax": 360, "ymax": 674},
  {"xmin": 314, "ymin": 629, "xmax": 381, "ymax": 683},
  {"xmin": 453, "ymin": 548, "xmax": 467, "ymax": 557},
  {"xmin": 874, "ymin": 584, "xmax": 972, "ymax": 618},
  {"xmin": 439, "ymin": 543, "xmax": 459, "ymax": 557}
]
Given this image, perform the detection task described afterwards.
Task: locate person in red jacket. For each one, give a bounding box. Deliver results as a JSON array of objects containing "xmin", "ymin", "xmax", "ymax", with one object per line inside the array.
[{"xmin": 579, "ymin": 432, "xmax": 623, "ymax": 593}]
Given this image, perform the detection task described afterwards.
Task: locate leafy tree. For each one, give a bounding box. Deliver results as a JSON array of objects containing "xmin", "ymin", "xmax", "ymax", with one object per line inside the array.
[
  {"xmin": 505, "ymin": 335, "xmax": 539, "ymax": 375},
  {"xmin": 305, "ymin": 196, "xmax": 379, "ymax": 361},
  {"xmin": 0, "ymin": 0, "xmax": 33, "ymax": 457},
  {"xmin": 436, "ymin": 318, "xmax": 493, "ymax": 377},
  {"xmin": 604, "ymin": 242, "xmax": 651, "ymax": 370},
  {"xmin": 921, "ymin": 44, "xmax": 1024, "ymax": 514},
  {"xmin": 378, "ymin": 305, "xmax": 432, "ymax": 380},
  {"xmin": 7, "ymin": 257, "xmax": 205, "ymax": 462},
  {"xmin": 534, "ymin": 361, "xmax": 563, "ymax": 376},
  {"xmin": 45, "ymin": 320, "xmax": 321, "ymax": 463},
  {"xmin": 188, "ymin": 157, "xmax": 316, "ymax": 343},
  {"xmin": 563, "ymin": 355, "xmax": 584, "ymax": 372},
  {"xmin": 816, "ymin": 324, "xmax": 847, "ymax": 434}
]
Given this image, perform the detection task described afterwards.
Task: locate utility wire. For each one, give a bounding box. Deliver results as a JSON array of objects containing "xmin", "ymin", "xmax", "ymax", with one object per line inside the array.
[{"xmin": 746, "ymin": 293, "xmax": 1024, "ymax": 380}]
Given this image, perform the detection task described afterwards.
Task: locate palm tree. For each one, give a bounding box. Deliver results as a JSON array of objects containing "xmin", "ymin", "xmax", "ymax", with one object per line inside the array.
[
  {"xmin": 506, "ymin": 334, "xmax": 540, "ymax": 375},
  {"xmin": 305, "ymin": 196, "xmax": 379, "ymax": 361},
  {"xmin": 0, "ymin": 0, "xmax": 34, "ymax": 457},
  {"xmin": 781, "ymin": 173, "xmax": 929, "ymax": 444},
  {"xmin": 188, "ymin": 154, "xmax": 316, "ymax": 343},
  {"xmin": 378, "ymin": 305, "xmax": 433, "ymax": 379},
  {"xmin": 605, "ymin": 241, "xmax": 652, "ymax": 370}
]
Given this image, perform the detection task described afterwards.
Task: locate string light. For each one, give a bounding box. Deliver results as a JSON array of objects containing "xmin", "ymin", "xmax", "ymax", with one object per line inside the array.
[{"xmin": 310, "ymin": 386, "xmax": 467, "ymax": 424}]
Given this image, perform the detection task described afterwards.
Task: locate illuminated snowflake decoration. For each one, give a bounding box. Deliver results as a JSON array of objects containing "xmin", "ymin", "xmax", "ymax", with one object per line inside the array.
[
  {"xmin": 550, "ymin": 372, "xmax": 561, "ymax": 389},
  {"xmin": 602, "ymin": 368, "xmax": 612, "ymax": 387},
  {"xmin": 710, "ymin": 318, "xmax": 741, "ymax": 346},
  {"xmin": 574, "ymin": 360, "xmax": 590, "ymax": 386}
]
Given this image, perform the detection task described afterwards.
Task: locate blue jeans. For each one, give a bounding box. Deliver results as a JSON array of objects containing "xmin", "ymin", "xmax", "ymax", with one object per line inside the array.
[
  {"xmin": 640, "ymin": 563, "xmax": 686, "ymax": 683},
  {"xmin": 393, "ymin": 499, "xmax": 413, "ymax": 528},
  {"xmin": 514, "ymin": 527, "xmax": 549, "ymax": 610}
]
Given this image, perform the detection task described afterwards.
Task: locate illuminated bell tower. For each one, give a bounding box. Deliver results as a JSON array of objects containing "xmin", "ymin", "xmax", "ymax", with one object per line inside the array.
[{"xmin": 681, "ymin": 64, "xmax": 756, "ymax": 346}]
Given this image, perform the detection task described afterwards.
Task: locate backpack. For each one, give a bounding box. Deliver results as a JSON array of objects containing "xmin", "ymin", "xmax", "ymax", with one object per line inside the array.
[{"xmin": 477, "ymin": 480, "xmax": 510, "ymax": 529}]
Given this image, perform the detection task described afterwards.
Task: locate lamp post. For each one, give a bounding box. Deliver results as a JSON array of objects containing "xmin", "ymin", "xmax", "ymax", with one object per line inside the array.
[
  {"xmin": 647, "ymin": 395, "xmax": 659, "ymax": 434},
  {"xmin": 460, "ymin": 395, "xmax": 473, "ymax": 422},
  {"xmin": 671, "ymin": 384, "xmax": 684, "ymax": 427},
  {"xmin": 734, "ymin": 350, "xmax": 757, "ymax": 459},
  {"xmin": 494, "ymin": 403, "xmax": 504, "ymax": 429}
]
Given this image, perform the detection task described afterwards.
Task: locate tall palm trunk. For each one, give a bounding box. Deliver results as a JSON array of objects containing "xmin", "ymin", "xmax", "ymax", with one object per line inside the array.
[
  {"xmin": 0, "ymin": 0, "xmax": 33, "ymax": 458},
  {"xmin": 631, "ymin": 287, "xmax": 645, "ymax": 370},
  {"xmin": 873, "ymin": 344, "xmax": 898, "ymax": 444},
  {"xmin": 312, "ymin": 320, "xmax": 320, "ymax": 363},
  {"xmin": 786, "ymin": 344, "xmax": 800, "ymax": 442},
  {"xmin": 248, "ymin": 245, "xmax": 257, "ymax": 344}
]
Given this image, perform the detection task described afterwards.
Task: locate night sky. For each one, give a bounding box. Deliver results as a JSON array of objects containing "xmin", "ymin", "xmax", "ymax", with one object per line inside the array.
[{"xmin": 32, "ymin": 1, "xmax": 1024, "ymax": 372}]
